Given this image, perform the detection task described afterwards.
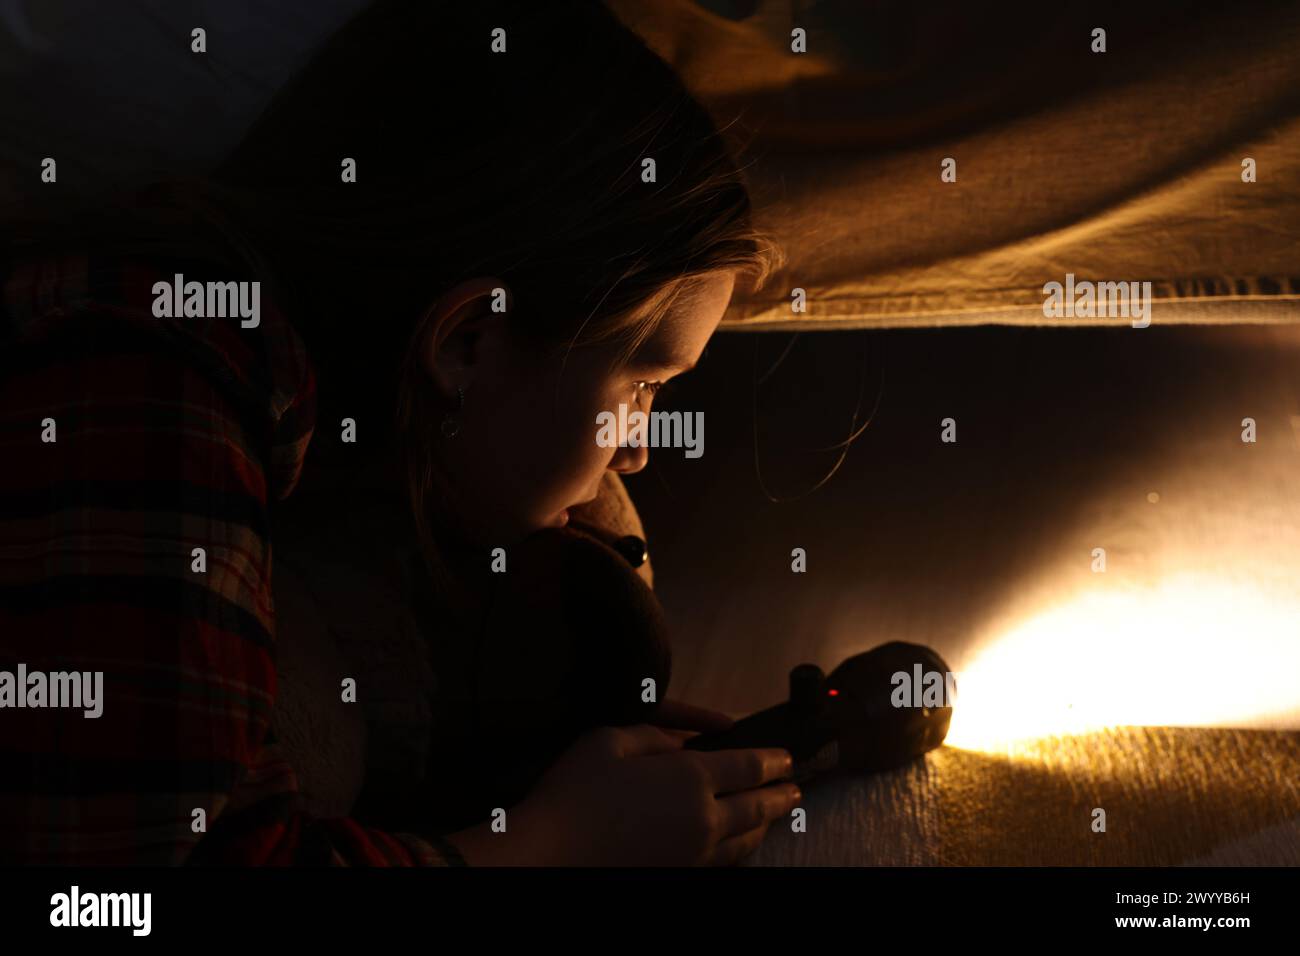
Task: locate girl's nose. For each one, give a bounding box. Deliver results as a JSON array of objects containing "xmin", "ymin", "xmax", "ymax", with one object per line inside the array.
[{"xmin": 608, "ymin": 441, "xmax": 649, "ymax": 475}]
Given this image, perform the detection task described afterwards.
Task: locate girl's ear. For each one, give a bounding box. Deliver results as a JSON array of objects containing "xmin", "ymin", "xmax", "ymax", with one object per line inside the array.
[{"xmin": 419, "ymin": 276, "xmax": 513, "ymax": 398}]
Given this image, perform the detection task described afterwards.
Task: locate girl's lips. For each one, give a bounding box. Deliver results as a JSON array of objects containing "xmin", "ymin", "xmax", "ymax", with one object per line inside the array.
[{"xmin": 550, "ymin": 494, "xmax": 594, "ymax": 528}]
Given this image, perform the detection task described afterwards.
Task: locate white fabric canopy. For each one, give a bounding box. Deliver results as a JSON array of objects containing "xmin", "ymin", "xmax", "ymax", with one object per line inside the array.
[{"xmin": 607, "ymin": 0, "xmax": 1300, "ymax": 330}]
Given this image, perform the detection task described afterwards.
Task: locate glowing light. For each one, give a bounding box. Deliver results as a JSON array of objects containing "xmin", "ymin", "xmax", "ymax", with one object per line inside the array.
[
  {"xmin": 828, "ymin": 688, "xmax": 839, "ymax": 696},
  {"xmin": 944, "ymin": 573, "xmax": 1300, "ymax": 755}
]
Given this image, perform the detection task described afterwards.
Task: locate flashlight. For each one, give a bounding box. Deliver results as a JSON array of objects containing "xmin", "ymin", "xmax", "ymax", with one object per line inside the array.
[{"xmin": 685, "ymin": 641, "xmax": 953, "ymax": 781}]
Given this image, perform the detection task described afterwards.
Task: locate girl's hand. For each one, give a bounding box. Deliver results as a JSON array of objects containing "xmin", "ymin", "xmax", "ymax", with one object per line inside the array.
[
  {"xmin": 651, "ymin": 698, "xmax": 735, "ymax": 734},
  {"xmin": 496, "ymin": 724, "xmax": 800, "ymax": 866}
]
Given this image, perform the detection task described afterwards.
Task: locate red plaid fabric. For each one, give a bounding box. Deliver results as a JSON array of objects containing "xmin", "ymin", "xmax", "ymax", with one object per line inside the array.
[{"xmin": 0, "ymin": 252, "xmax": 456, "ymax": 866}]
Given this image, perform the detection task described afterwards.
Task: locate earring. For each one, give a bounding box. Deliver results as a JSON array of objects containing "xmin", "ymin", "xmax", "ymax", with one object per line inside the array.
[{"xmin": 441, "ymin": 385, "xmax": 465, "ymax": 438}]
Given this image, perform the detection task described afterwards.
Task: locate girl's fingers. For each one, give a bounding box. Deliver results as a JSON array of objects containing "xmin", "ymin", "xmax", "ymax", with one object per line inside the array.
[
  {"xmin": 712, "ymin": 782, "xmax": 801, "ymax": 841},
  {"xmin": 610, "ymin": 723, "xmax": 686, "ymax": 758},
  {"xmin": 651, "ymin": 698, "xmax": 736, "ymax": 732},
  {"xmin": 694, "ymin": 747, "xmax": 794, "ymax": 795},
  {"xmin": 708, "ymin": 827, "xmax": 768, "ymax": 867}
]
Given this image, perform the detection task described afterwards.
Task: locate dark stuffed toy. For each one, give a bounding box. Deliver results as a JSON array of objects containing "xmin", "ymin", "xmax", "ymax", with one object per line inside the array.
[{"xmin": 418, "ymin": 517, "xmax": 673, "ymax": 831}]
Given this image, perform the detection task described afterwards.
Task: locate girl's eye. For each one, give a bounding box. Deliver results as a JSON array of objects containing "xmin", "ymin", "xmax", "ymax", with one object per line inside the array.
[{"xmin": 633, "ymin": 380, "xmax": 665, "ymax": 403}]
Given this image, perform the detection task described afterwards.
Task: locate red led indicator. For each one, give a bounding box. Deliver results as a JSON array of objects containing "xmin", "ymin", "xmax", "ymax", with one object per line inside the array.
[{"xmin": 827, "ymin": 688, "xmax": 839, "ymax": 696}]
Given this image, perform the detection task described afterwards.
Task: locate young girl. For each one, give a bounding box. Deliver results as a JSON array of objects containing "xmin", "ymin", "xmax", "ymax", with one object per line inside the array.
[{"xmin": 0, "ymin": 0, "xmax": 799, "ymax": 865}]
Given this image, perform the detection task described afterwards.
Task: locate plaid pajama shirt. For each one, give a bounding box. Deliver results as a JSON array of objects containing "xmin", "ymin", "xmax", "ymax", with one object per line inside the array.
[{"xmin": 0, "ymin": 251, "xmax": 459, "ymax": 866}]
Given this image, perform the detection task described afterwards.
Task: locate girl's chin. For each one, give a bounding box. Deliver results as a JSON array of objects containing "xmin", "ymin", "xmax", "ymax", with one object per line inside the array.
[{"xmin": 549, "ymin": 508, "xmax": 570, "ymax": 529}]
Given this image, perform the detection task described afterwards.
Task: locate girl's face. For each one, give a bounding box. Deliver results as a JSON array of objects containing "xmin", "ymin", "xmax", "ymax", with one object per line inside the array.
[{"xmin": 431, "ymin": 272, "xmax": 735, "ymax": 547}]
